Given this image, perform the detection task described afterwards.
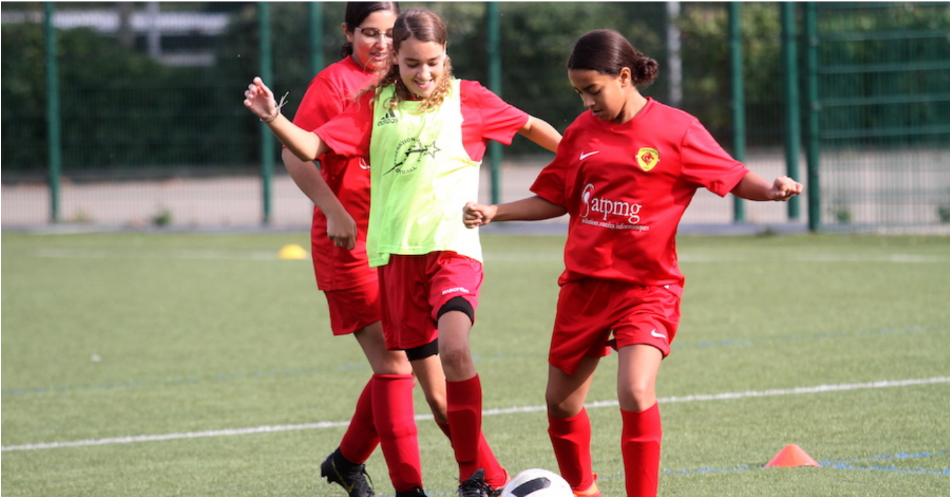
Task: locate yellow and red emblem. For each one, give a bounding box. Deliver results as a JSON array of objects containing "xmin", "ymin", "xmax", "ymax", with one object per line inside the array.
[{"xmin": 636, "ymin": 147, "xmax": 660, "ymax": 172}]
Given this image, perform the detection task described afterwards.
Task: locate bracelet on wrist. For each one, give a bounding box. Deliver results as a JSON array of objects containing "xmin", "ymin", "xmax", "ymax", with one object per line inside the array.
[{"xmin": 259, "ymin": 91, "xmax": 290, "ymax": 124}]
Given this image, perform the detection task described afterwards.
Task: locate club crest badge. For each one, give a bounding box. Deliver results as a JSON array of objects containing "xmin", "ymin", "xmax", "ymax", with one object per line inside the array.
[
  {"xmin": 636, "ymin": 147, "xmax": 660, "ymax": 172},
  {"xmin": 386, "ymin": 137, "xmax": 440, "ymax": 175}
]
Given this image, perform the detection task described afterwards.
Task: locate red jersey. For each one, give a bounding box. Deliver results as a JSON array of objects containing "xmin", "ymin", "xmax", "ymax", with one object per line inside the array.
[
  {"xmin": 292, "ymin": 56, "xmax": 378, "ymax": 291},
  {"xmin": 531, "ymin": 98, "xmax": 749, "ymax": 287},
  {"xmin": 315, "ymin": 80, "xmax": 529, "ymax": 163}
]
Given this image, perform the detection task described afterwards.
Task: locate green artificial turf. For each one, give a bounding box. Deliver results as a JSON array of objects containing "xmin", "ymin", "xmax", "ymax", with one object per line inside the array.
[{"xmin": 2, "ymin": 232, "xmax": 948, "ymax": 496}]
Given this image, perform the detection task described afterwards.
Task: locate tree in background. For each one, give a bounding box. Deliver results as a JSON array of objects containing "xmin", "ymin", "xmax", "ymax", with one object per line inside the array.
[
  {"xmin": 4, "ymin": 2, "xmax": 946, "ymax": 176},
  {"xmin": 678, "ymin": 3, "xmax": 784, "ymax": 148},
  {"xmin": 2, "ymin": 23, "xmax": 178, "ymax": 174}
]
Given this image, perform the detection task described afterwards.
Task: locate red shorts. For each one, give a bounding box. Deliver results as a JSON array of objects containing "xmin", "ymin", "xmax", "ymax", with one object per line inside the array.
[
  {"xmin": 377, "ymin": 252, "xmax": 483, "ymax": 350},
  {"xmin": 323, "ymin": 279, "xmax": 382, "ymax": 336},
  {"xmin": 310, "ymin": 213, "xmax": 376, "ymax": 291},
  {"xmin": 549, "ymin": 278, "xmax": 682, "ymax": 375}
]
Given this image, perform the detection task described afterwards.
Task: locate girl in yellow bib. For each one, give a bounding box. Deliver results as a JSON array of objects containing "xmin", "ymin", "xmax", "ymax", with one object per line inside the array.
[{"xmin": 244, "ymin": 8, "xmax": 561, "ymax": 497}]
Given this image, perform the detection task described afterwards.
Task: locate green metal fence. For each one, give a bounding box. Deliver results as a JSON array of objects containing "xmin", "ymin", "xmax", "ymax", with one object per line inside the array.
[
  {"xmin": 808, "ymin": 2, "xmax": 950, "ymax": 231},
  {"xmin": 2, "ymin": 2, "xmax": 948, "ymax": 232}
]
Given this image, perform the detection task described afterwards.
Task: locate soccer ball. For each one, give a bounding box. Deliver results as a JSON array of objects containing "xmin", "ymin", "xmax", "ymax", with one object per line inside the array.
[{"xmin": 500, "ymin": 469, "xmax": 573, "ymax": 497}]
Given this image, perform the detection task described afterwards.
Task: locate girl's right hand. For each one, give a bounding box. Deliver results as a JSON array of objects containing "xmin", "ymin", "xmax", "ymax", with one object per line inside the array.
[
  {"xmin": 325, "ymin": 209, "xmax": 357, "ymax": 250},
  {"xmin": 770, "ymin": 175, "xmax": 803, "ymax": 201},
  {"xmin": 243, "ymin": 77, "xmax": 278, "ymax": 121},
  {"xmin": 463, "ymin": 201, "xmax": 497, "ymax": 228}
]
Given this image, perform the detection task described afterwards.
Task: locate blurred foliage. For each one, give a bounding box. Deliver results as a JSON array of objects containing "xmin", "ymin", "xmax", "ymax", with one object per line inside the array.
[
  {"xmin": 814, "ymin": 2, "xmax": 950, "ymax": 148},
  {"xmin": 214, "ymin": 2, "xmax": 671, "ymax": 158},
  {"xmin": 1, "ymin": 23, "xmax": 181, "ymax": 171},
  {"xmin": 2, "ymin": 1, "xmax": 947, "ymax": 176},
  {"xmin": 678, "ymin": 3, "xmax": 786, "ymax": 147}
]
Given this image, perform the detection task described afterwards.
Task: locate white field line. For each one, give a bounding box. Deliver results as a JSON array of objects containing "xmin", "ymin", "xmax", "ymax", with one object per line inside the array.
[
  {"xmin": 676, "ymin": 253, "xmax": 950, "ymax": 263},
  {"xmin": 3, "ymin": 376, "xmax": 947, "ymax": 453}
]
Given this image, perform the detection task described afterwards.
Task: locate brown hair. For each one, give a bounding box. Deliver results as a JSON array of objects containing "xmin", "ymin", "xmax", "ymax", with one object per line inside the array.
[
  {"xmin": 340, "ymin": 2, "xmax": 401, "ymax": 59},
  {"xmin": 568, "ymin": 30, "xmax": 658, "ymax": 86},
  {"xmin": 368, "ymin": 7, "xmax": 455, "ymax": 113}
]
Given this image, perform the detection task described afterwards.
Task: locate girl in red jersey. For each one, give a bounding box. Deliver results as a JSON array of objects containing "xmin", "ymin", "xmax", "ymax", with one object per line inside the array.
[
  {"xmin": 463, "ymin": 30, "xmax": 802, "ymax": 497},
  {"xmin": 246, "ymin": 8, "xmax": 562, "ymax": 497},
  {"xmin": 280, "ymin": 4, "xmax": 430, "ymax": 497}
]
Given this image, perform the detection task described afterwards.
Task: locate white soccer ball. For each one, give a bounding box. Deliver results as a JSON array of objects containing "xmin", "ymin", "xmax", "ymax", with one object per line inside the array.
[{"xmin": 500, "ymin": 469, "xmax": 573, "ymax": 497}]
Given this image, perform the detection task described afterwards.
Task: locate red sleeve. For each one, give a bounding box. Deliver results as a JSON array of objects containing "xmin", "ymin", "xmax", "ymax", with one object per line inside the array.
[
  {"xmin": 530, "ymin": 156, "xmax": 569, "ymax": 207},
  {"xmin": 679, "ymin": 121, "xmax": 749, "ymax": 197},
  {"xmin": 314, "ymin": 92, "xmax": 375, "ymax": 159},
  {"xmin": 292, "ymin": 73, "xmax": 346, "ymax": 132},
  {"xmin": 530, "ymin": 120, "xmax": 580, "ymax": 207},
  {"xmin": 460, "ymin": 80, "xmax": 530, "ymax": 162}
]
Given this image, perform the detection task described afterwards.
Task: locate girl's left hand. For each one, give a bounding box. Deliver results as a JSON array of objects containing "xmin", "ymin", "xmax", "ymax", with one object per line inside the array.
[{"xmin": 463, "ymin": 201, "xmax": 496, "ymax": 228}]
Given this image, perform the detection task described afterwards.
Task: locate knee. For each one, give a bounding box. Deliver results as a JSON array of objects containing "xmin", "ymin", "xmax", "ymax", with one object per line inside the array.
[
  {"xmin": 379, "ymin": 354, "xmax": 413, "ymax": 375},
  {"xmin": 367, "ymin": 347, "xmax": 412, "ymax": 376},
  {"xmin": 545, "ymin": 391, "xmax": 581, "ymax": 419},
  {"xmin": 545, "ymin": 400, "xmax": 571, "ymax": 419},
  {"xmin": 619, "ymin": 379, "xmax": 656, "ymax": 411},
  {"xmin": 424, "ymin": 390, "xmax": 448, "ymax": 423},
  {"xmin": 438, "ymin": 344, "xmax": 471, "ymax": 374}
]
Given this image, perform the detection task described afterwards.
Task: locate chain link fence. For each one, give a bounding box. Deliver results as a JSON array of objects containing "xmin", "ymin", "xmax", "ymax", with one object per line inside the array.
[{"xmin": 3, "ymin": 2, "xmax": 948, "ymax": 232}]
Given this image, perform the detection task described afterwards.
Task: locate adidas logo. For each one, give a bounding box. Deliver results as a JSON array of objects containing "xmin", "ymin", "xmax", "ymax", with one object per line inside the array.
[{"xmin": 377, "ymin": 109, "xmax": 398, "ymax": 126}]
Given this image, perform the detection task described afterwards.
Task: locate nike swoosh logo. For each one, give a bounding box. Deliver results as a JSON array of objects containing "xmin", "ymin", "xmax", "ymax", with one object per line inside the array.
[
  {"xmin": 650, "ymin": 329, "xmax": 667, "ymax": 339},
  {"xmin": 335, "ymin": 460, "xmax": 357, "ymax": 493},
  {"xmin": 359, "ymin": 158, "xmax": 371, "ymax": 170},
  {"xmin": 579, "ymin": 151, "xmax": 600, "ymax": 160}
]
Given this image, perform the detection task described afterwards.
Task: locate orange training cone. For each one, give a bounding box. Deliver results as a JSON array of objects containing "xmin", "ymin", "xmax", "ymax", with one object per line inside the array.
[{"xmin": 765, "ymin": 444, "xmax": 820, "ymax": 467}]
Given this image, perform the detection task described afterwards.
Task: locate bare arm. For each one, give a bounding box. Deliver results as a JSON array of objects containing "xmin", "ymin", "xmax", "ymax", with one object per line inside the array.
[
  {"xmin": 731, "ymin": 171, "xmax": 803, "ymax": 201},
  {"xmin": 517, "ymin": 116, "xmax": 562, "ymax": 153},
  {"xmin": 463, "ymin": 196, "xmax": 567, "ymax": 228},
  {"xmin": 281, "ymin": 149, "xmax": 356, "ymax": 249},
  {"xmin": 244, "ymin": 77, "xmax": 331, "ymax": 161}
]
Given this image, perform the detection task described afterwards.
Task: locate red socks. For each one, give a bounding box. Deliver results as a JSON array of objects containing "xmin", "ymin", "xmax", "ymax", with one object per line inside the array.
[
  {"xmin": 548, "ymin": 408, "xmax": 594, "ymax": 492},
  {"xmin": 437, "ymin": 420, "xmax": 507, "ymax": 488},
  {"xmin": 620, "ymin": 403, "xmax": 662, "ymax": 497},
  {"xmin": 338, "ymin": 378, "xmax": 379, "ymax": 463},
  {"xmin": 446, "ymin": 375, "xmax": 487, "ymax": 481},
  {"xmin": 360, "ymin": 374, "xmax": 423, "ymax": 492},
  {"xmin": 549, "ymin": 404, "xmax": 662, "ymax": 497}
]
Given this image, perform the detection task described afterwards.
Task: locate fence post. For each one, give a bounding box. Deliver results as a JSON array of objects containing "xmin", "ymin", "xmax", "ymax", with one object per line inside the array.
[
  {"xmin": 729, "ymin": 2, "xmax": 746, "ymax": 223},
  {"xmin": 781, "ymin": 3, "xmax": 801, "ymax": 221},
  {"xmin": 804, "ymin": 3, "xmax": 821, "ymax": 232},
  {"xmin": 45, "ymin": 2, "xmax": 62, "ymax": 224},
  {"xmin": 486, "ymin": 2, "xmax": 502, "ymax": 204},
  {"xmin": 666, "ymin": 2, "xmax": 683, "ymax": 109},
  {"xmin": 259, "ymin": 2, "xmax": 273, "ymax": 225},
  {"xmin": 308, "ymin": 3, "xmax": 324, "ymax": 76}
]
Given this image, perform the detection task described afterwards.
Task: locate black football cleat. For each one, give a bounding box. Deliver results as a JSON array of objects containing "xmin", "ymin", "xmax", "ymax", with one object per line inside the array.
[
  {"xmin": 458, "ymin": 469, "xmax": 498, "ymax": 497},
  {"xmin": 320, "ymin": 448, "xmax": 375, "ymax": 497}
]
